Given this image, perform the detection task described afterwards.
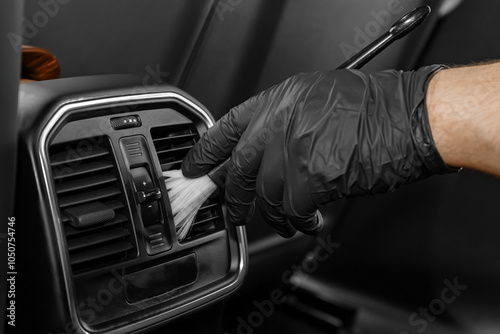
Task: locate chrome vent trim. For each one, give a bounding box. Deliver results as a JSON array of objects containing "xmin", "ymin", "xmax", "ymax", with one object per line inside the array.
[{"xmin": 38, "ymin": 92, "xmax": 248, "ymax": 334}]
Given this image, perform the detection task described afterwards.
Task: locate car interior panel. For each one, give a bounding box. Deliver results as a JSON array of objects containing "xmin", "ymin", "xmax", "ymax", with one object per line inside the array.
[{"xmin": 3, "ymin": 1, "xmax": 500, "ymax": 333}]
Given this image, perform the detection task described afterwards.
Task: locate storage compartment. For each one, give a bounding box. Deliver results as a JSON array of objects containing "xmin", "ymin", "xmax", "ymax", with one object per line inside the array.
[{"xmin": 125, "ymin": 253, "xmax": 198, "ymax": 303}]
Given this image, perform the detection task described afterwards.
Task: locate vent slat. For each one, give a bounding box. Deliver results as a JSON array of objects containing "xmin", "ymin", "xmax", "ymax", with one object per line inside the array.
[
  {"xmin": 67, "ymin": 228, "xmax": 130, "ymax": 252},
  {"xmin": 153, "ymin": 133, "xmax": 196, "ymax": 143},
  {"xmin": 53, "ymin": 161, "xmax": 114, "ymax": 180},
  {"xmin": 199, "ymin": 203, "xmax": 218, "ymax": 211},
  {"xmin": 64, "ymin": 214, "xmax": 128, "ymax": 237},
  {"xmin": 50, "ymin": 146, "xmax": 109, "ymax": 167},
  {"xmin": 58, "ymin": 186, "xmax": 121, "ymax": 209},
  {"xmin": 104, "ymin": 200, "xmax": 125, "ymax": 212},
  {"xmin": 55, "ymin": 173, "xmax": 117, "ymax": 194},
  {"xmin": 70, "ymin": 241, "xmax": 134, "ymax": 266},
  {"xmin": 193, "ymin": 215, "xmax": 220, "ymax": 227},
  {"xmin": 156, "ymin": 146, "xmax": 193, "ymax": 156}
]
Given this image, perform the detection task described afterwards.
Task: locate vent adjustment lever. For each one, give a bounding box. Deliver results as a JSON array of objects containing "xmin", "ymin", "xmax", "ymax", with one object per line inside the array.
[
  {"xmin": 131, "ymin": 167, "xmax": 161, "ymax": 227},
  {"xmin": 136, "ymin": 187, "xmax": 161, "ymax": 204}
]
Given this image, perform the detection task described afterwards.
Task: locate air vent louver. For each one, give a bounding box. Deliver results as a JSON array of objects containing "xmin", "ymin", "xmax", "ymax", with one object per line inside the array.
[
  {"xmin": 49, "ymin": 137, "xmax": 136, "ymax": 273},
  {"xmin": 151, "ymin": 124, "xmax": 224, "ymax": 241}
]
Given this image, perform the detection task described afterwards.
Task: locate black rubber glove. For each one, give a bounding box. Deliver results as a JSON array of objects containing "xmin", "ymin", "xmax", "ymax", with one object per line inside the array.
[{"xmin": 182, "ymin": 65, "xmax": 451, "ymax": 238}]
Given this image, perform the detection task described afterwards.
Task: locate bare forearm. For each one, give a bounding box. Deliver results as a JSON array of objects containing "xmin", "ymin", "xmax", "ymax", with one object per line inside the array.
[{"xmin": 427, "ymin": 62, "xmax": 500, "ymax": 175}]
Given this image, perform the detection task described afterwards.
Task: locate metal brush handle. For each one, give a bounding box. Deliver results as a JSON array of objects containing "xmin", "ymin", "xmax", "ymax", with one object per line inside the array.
[
  {"xmin": 338, "ymin": 6, "xmax": 430, "ymax": 69},
  {"xmin": 208, "ymin": 6, "xmax": 431, "ymax": 187}
]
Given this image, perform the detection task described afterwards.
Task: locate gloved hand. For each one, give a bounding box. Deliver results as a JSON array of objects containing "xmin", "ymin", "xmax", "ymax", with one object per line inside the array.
[{"xmin": 182, "ymin": 65, "xmax": 452, "ymax": 238}]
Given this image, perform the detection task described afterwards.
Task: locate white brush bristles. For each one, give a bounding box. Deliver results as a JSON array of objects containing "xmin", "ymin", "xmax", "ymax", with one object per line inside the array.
[{"xmin": 163, "ymin": 169, "xmax": 218, "ymax": 241}]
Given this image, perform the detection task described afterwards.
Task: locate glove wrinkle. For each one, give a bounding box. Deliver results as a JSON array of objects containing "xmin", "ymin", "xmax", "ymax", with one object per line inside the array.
[{"xmin": 410, "ymin": 65, "xmax": 450, "ymax": 174}]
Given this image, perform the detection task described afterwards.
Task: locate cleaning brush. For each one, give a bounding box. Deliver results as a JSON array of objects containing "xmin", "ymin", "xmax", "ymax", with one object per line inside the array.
[
  {"xmin": 163, "ymin": 6, "xmax": 431, "ymax": 241},
  {"xmin": 163, "ymin": 169, "xmax": 218, "ymax": 240},
  {"xmin": 163, "ymin": 160, "xmax": 227, "ymax": 241}
]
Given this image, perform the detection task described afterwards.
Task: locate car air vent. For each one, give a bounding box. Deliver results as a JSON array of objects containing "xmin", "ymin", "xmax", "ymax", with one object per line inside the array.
[
  {"xmin": 151, "ymin": 123, "xmax": 198, "ymax": 172},
  {"xmin": 49, "ymin": 137, "xmax": 137, "ymax": 273},
  {"xmin": 151, "ymin": 124, "xmax": 224, "ymax": 241}
]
